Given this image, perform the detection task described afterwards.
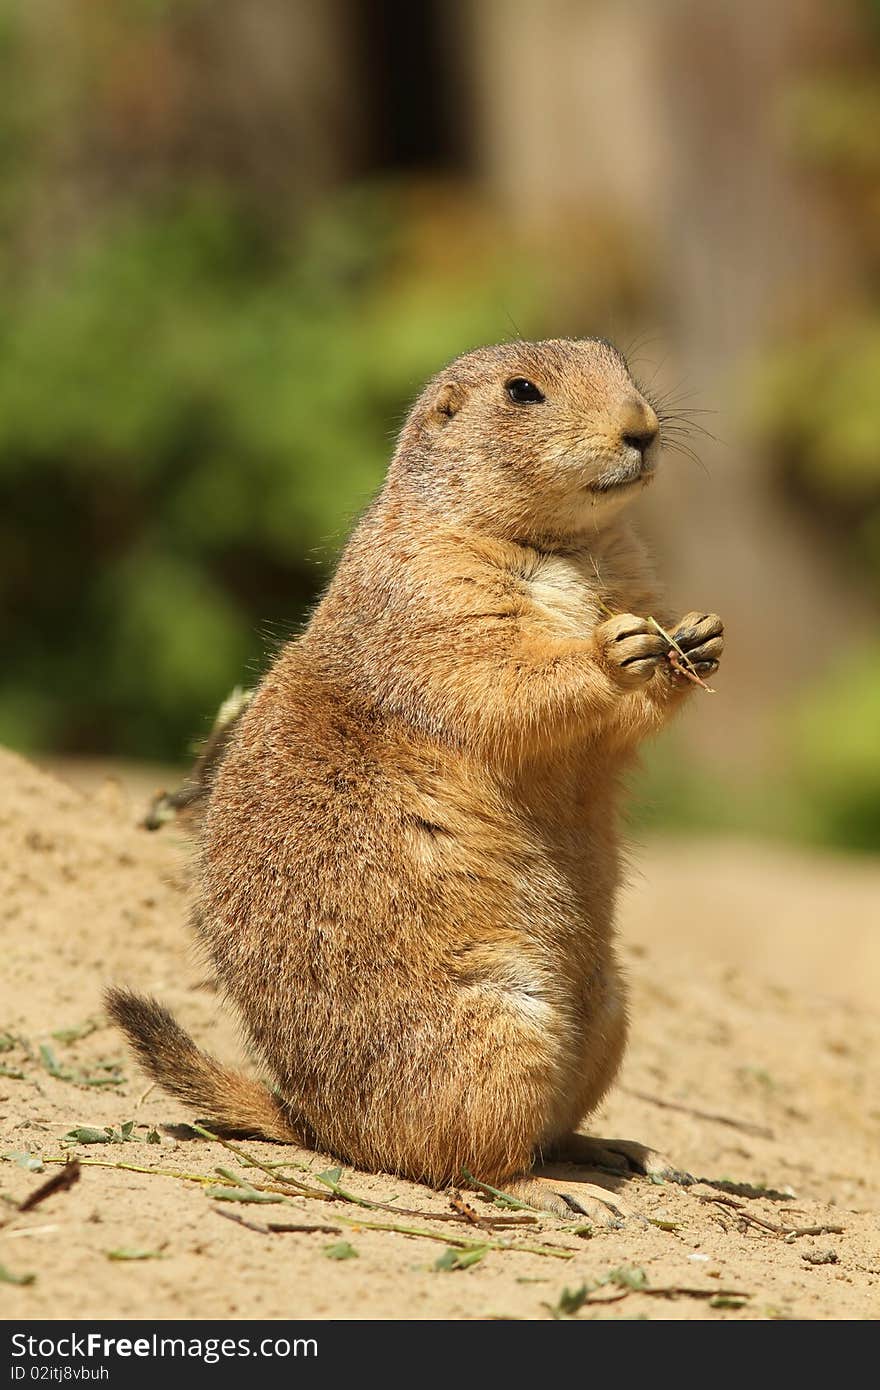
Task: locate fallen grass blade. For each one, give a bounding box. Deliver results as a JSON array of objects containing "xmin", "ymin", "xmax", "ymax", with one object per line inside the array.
[
  {"xmin": 106, "ymin": 1248, "xmax": 164, "ymax": 1261},
  {"xmin": 188, "ymin": 1124, "xmax": 327, "ymax": 1199},
  {"xmin": 43, "ymin": 1156, "xmax": 240, "ymax": 1187},
  {"xmin": 460, "ymin": 1170, "xmax": 544, "ymax": 1212},
  {"xmin": 214, "ymin": 1166, "xmax": 257, "ymax": 1189},
  {"xmin": 209, "ymin": 1186, "xmax": 285, "ymax": 1205},
  {"xmin": 192, "ymin": 1126, "xmax": 537, "ymax": 1227},
  {"xmin": 42, "ymin": 1151, "xmax": 575, "ymax": 1260}
]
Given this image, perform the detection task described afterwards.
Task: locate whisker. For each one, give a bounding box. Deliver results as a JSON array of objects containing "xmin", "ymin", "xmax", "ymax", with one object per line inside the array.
[
  {"xmin": 654, "ymin": 386, "xmax": 708, "ymax": 407},
  {"xmin": 621, "ymin": 329, "xmax": 664, "ymax": 369},
  {"xmin": 657, "ymin": 406, "xmax": 718, "ymax": 419},
  {"xmin": 502, "ymin": 308, "xmax": 525, "ymax": 343},
  {"xmin": 661, "ymin": 439, "xmax": 712, "ymax": 478},
  {"xmin": 657, "ymin": 415, "xmax": 721, "ymax": 446},
  {"xmin": 660, "ymin": 428, "xmax": 706, "ymax": 457}
]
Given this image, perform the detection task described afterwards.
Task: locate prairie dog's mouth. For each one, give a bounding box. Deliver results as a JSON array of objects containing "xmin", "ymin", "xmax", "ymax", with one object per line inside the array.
[{"xmin": 589, "ymin": 458, "xmax": 655, "ymax": 494}]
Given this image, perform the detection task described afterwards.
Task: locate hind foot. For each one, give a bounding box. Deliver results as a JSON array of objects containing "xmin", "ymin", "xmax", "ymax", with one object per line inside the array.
[
  {"xmin": 493, "ymin": 1173, "xmax": 634, "ymax": 1228},
  {"xmin": 549, "ymin": 1132, "xmax": 694, "ymax": 1186}
]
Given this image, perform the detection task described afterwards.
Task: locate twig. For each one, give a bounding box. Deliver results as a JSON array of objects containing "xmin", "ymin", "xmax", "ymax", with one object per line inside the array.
[
  {"xmin": 646, "ymin": 617, "xmax": 715, "ymax": 692},
  {"xmin": 698, "ymin": 1196, "xmax": 781, "ymax": 1235},
  {"xmin": 214, "ymin": 1208, "xmax": 342, "ymax": 1237},
  {"xmin": 641, "ymin": 1286, "xmax": 750, "ymax": 1301},
  {"xmin": 552, "ymin": 1284, "xmax": 751, "ymax": 1315},
  {"xmin": 450, "ymin": 1191, "xmax": 489, "ymax": 1228},
  {"xmin": 353, "ymin": 1199, "xmax": 536, "ymax": 1229},
  {"xmin": 18, "ymin": 1160, "xmax": 81, "ymax": 1213},
  {"xmin": 697, "ymin": 1194, "xmax": 844, "ymax": 1241},
  {"xmin": 268, "ymin": 1221, "xmax": 345, "ymax": 1234},
  {"xmin": 698, "ymin": 1178, "xmax": 794, "ymax": 1202},
  {"xmin": 667, "ymin": 647, "xmax": 715, "ymax": 693},
  {"xmin": 785, "ymin": 1224, "xmax": 845, "ymax": 1240},
  {"xmin": 699, "ymin": 1193, "xmax": 744, "ymax": 1210},
  {"xmin": 621, "ymin": 1086, "xmax": 775, "ymax": 1140},
  {"xmin": 351, "ymin": 1189, "xmax": 538, "ymax": 1230}
]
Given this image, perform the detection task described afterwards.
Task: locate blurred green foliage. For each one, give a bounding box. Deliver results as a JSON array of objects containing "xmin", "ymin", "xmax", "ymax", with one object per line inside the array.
[
  {"xmin": 749, "ymin": 8, "xmax": 880, "ymax": 851},
  {"xmin": 0, "ymin": 188, "xmax": 552, "ymax": 756},
  {"xmin": 0, "ymin": 1, "xmax": 646, "ymax": 761}
]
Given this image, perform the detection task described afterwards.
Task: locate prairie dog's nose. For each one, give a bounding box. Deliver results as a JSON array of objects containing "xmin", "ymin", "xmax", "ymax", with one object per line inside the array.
[{"xmin": 618, "ymin": 398, "xmax": 659, "ymax": 457}]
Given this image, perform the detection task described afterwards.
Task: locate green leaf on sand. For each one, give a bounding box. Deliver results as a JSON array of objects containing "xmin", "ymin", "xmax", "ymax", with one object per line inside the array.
[
  {"xmin": 324, "ymin": 1242, "xmax": 358, "ymax": 1261},
  {"xmin": 435, "ymin": 1246, "xmax": 487, "ymax": 1271}
]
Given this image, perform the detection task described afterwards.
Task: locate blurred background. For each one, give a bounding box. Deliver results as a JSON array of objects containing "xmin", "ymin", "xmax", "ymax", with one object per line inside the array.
[{"xmin": 2, "ymin": 0, "xmax": 879, "ymax": 852}]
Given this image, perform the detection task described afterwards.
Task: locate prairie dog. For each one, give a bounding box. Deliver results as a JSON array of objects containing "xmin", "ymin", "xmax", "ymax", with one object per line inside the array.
[{"xmin": 109, "ymin": 338, "xmax": 724, "ymax": 1215}]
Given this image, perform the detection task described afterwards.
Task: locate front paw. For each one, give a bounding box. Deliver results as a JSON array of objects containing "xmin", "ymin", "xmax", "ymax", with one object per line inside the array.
[
  {"xmin": 596, "ymin": 614, "xmax": 667, "ymax": 687},
  {"xmin": 670, "ymin": 611, "xmax": 724, "ymax": 678}
]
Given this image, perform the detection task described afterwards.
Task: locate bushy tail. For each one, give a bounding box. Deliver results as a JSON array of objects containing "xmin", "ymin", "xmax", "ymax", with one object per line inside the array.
[{"xmin": 105, "ymin": 987, "xmax": 301, "ymax": 1144}]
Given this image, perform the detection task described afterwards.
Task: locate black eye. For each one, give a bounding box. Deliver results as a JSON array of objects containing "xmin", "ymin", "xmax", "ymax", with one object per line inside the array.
[{"xmin": 506, "ymin": 377, "xmax": 545, "ymax": 405}]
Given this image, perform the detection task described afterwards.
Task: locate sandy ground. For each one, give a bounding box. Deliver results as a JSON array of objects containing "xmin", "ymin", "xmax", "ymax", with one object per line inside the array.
[{"xmin": 1, "ymin": 748, "xmax": 878, "ymax": 1321}]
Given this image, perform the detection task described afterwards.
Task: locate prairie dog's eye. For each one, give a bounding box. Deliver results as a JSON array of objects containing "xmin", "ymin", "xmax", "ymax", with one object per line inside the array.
[{"xmin": 505, "ymin": 377, "xmax": 545, "ymax": 405}]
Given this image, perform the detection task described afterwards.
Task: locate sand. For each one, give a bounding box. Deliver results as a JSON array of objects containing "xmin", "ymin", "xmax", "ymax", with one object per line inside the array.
[{"xmin": 1, "ymin": 747, "xmax": 877, "ymax": 1321}]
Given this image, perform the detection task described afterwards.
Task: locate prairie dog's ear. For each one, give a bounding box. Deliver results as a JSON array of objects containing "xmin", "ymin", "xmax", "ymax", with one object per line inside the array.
[{"xmin": 429, "ymin": 381, "xmax": 466, "ymax": 427}]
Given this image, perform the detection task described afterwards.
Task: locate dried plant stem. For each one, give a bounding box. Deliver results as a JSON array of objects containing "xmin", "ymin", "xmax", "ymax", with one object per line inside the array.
[
  {"xmin": 189, "ymin": 1124, "xmax": 329, "ymax": 1198},
  {"xmin": 594, "ymin": 594, "xmax": 714, "ymax": 694},
  {"xmin": 647, "ymin": 616, "xmax": 715, "ymax": 693},
  {"xmin": 321, "ymin": 1209, "xmax": 573, "ymax": 1258},
  {"xmin": 193, "ymin": 1125, "xmax": 536, "ymax": 1228},
  {"xmin": 42, "ymin": 1156, "xmax": 235, "ymax": 1187},
  {"xmin": 461, "ymin": 1170, "xmax": 546, "ymax": 1214},
  {"xmin": 668, "ymin": 648, "xmax": 715, "ymax": 692},
  {"xmin": 697, "ymin": 1193, "xmax": 844, "ymax": 1240},
  {"xmin": 214, "ymin": 1208, "xmax": 342, "ymax": 1237},
  {"xmin": 42, "ymin": 1154, "xmax": 571, "ymax": 1259}
]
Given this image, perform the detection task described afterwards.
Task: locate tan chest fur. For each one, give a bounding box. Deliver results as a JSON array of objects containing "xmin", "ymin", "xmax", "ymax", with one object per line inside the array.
[{"xmin": 522, "ymin": 552, "xmax": 602, "ymax": 637}]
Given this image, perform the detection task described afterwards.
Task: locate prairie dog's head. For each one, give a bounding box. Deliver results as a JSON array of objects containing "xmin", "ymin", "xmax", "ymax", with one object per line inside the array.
[{"xmin": 392, "ymin": 338, "xmax": 661, "ymax": 542}]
